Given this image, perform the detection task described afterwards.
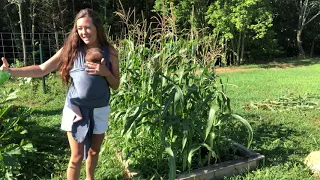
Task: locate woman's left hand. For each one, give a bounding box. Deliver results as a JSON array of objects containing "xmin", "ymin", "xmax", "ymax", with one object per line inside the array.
[{"xmin": 85, "ymin": 58, "xmax": 111, "ymax": 77}]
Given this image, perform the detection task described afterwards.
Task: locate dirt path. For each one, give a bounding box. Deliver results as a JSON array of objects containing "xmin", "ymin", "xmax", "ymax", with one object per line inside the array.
[
  {"xmin": 215, "ymin": 67, "xmax": 260, "ymax": 73},
  {"xmin": 214, "ymin": 61, "xmax": 301, "ymax": 73}
]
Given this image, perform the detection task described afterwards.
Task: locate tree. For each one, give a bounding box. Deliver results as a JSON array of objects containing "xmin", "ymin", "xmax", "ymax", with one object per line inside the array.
[
  {"xmin": 206, "ymin": 0, "xmax": 273, "ymax": 65},
  {"xmin": 8, "ymin": 0, "xmax": 27, "ymax": 65},
  {"xmin": 295, "ymin": 0, "xmax": 320, "ymax": 57},
  {"xmin": 270, "ymin": 0, "xmax": 297, "ymax": 57},
  {"xmin": 30, "ymin": 0, "xmax": 36, "ymax": 64}
]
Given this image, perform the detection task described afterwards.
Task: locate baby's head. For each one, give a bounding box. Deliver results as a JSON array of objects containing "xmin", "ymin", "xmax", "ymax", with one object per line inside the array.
[{"xmin": 85, "ymin": 48, "xmax": 104, "ymax": 64}]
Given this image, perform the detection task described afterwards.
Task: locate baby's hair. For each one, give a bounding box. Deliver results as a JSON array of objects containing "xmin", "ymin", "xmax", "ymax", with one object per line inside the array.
[{"xmin": 85, "ymin": 48, "xmax": 104, "ymax": 64}]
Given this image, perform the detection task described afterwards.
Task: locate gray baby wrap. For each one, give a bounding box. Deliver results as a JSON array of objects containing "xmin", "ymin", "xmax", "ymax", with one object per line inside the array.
[{"xmin": 68, "ymin": 46, "xmax": 110, "ymax": 160}]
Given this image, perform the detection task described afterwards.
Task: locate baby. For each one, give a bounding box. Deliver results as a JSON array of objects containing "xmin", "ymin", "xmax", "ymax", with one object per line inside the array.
[
  {"xmin": 72, "ymin": 48, "xmax": 104, "ymax": 122},
  {"xmin": 84, "ymin": 47, "xmax": 104, "ymax": 64}
]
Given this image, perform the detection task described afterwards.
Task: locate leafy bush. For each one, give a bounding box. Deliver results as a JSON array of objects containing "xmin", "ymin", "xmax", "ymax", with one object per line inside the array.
[{"xmin": 0, "ymin": 87, "xmax": 35, "ymax": 179}]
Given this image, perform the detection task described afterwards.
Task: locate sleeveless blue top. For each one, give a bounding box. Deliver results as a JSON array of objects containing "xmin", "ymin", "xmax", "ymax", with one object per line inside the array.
[
  {"xmin": 68, "ymin": 46, "xmax": 111, "ymax": 108},
  {"xmin": 67, "ymin": 46, "xmax": 111, "ymax": 160}
]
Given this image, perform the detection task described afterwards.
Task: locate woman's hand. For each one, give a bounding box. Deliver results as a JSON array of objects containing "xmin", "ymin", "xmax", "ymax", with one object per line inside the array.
[
  {"xmin": 85, "ymin": 46, "xmax": 120, "ymax": 90},
  {"xmin": 85, "ymin": 58, "xmax": 111, "ymax": 77},
  {"xmin": 0, "ymin": 57, "xmax": 10, "ymax": 72}
]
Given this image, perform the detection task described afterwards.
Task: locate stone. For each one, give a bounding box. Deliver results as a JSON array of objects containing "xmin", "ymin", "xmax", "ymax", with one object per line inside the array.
[{"xmin": 304, "ymin": 151, "xmax": 320, "ymax": 177}]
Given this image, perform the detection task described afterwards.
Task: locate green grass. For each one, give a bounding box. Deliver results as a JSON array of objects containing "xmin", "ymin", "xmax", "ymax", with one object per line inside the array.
[
  {"xmin": 2, "ymin": 75, "xmax": 126, "ymax": 179},
  {"xmin": 218, "ymin": 63, "xmax": 320, "ymax": 107},
  {"xmin": 217, "ymin": 58, "xmax": 320, "ymax": 179},
  {"xmin": 3, "ymin": 58, "xmax": 320, "ymax": 179},
  {"xmin": 2, "ymin": 76, "xmax": 70, "ymax": 179},
  {"xmin": 218, "ymin": 57, "xmax": 320, "ymax": 70}
]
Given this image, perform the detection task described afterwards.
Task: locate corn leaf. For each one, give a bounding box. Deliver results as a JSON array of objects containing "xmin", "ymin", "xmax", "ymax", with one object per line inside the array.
[
  {"xmin": 205, "ymin": 107, "xmax": 216, "ymax": 141},
  {"xmin": 231, "ymin": 114, "xmax": 253, "ymax": 147}
]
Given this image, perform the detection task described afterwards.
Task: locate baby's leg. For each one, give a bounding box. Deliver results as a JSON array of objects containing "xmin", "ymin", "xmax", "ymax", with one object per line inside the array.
[
  {"xmin": 71, "ymin": 105, "xmax": 83, "ymax": 122},
  {"xmin": 65, "ymin": 96, "xmax": 82, "ymax": 122}
]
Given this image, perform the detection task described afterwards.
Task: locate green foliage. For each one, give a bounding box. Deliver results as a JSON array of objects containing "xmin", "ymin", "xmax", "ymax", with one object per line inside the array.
[
  {"xmin": 0, "ymin": 86, "xmax": 35, "ymax": 179},
  {"xmin": 110, "ymin": 20, "xmax": 253, "ymax": 178},
  {"xmin": 3, "ymin": 56, "xmax": 320, "ymax": 179},
  {"xmin": 245, "ymin": 29, "xmax": 283, "ymax": 60},
  {"xmin": 1, "ymin": 0, "xmax": 320, "ymax": 65},
  {"xmin": 206, "ymin": 0, "xmax": 234, "ymax": 41},
  {"xmin": 9, "ymin": 59, "xmax": 25, "ymax": 68},
  {"xmin": 153, "ymin": 0, "xmax": 208, "ymax": 29},
  {"xmin": 112, "ymin": 62, "xmax": 252, "ymax": 178},
  {"xmin": 0, "ymin": 73, "xmax": 66, "ymax": 179},
  {"xmin": 206, "ymin": 0, "xmax": 276, "ymax": 64}
]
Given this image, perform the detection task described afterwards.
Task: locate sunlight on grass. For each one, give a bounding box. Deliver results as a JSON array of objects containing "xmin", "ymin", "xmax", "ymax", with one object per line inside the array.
[
  {"xmin": 218, "ymin": 62, "xmax": 320, "ymax": 179},
  {"xmin": 218, "ymin": 63, "xmax": 320, "ymax": 107},
  {"xmin": 3, "ymin": 60, "xmax": 320, "ymax": 179}
]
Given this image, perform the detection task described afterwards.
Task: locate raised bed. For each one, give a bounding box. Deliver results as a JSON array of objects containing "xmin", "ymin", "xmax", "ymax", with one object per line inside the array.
[{"xmin": 176, "ymin": 141, "xmax": 265, "ymax": 180}]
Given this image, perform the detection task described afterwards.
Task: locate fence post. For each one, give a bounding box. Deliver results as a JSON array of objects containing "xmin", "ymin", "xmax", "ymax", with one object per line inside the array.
[
  {"xmin": 1, "ymin": 33, "xmax": 5, "ymax": 58},
  {"xmin": 47, "ymin": 33, "xmax": 52, "ymax": 57},
  {"xmin": 39, "ymin": 43, "xmax": 46, "ymax": 94}
]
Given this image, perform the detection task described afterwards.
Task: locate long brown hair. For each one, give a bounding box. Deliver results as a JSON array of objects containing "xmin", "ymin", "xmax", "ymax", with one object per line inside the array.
[{"xmin": 59, "ymin": 8, "xmax": 110, "ymax": 85}]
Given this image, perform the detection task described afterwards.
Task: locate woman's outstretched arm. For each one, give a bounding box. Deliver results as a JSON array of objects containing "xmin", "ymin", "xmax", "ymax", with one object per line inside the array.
[{"xmin": 1, "ymin": 48, "xmax": 62, "ymax": 78}]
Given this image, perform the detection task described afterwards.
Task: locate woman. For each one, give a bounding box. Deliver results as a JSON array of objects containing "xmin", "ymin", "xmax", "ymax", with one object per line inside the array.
[{"xmin": 0, "ymin": 8, "xmax": 119, "ymax": 180}]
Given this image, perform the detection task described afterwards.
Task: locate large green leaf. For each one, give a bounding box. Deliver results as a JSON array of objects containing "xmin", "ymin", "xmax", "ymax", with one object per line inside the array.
[
  {"xmin": 205, "ymin": 107, "xmax": 216, "ymax": 141},
  {"xmin": 165, "ymin": 146, "xmax": 176, "ymax": 180},
  {"xmin": 231, "ymin": 114, "xmax": 253, "ymax": 147},
  {"xmin": 0, "ymin": 106, "xmax": 10, "ymax": 119}
]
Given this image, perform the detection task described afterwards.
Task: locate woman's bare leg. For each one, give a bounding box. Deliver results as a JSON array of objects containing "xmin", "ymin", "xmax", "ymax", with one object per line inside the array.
[
  {"xmin": 67, "ymin": 132, "xmax": 84, "ymax": 180},
  {"xmin": 86, "ymin": 133, "xmax": 105, "ymax": 180}
]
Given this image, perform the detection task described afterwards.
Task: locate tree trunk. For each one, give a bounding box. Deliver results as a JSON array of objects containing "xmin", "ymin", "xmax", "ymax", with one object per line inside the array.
[
  {"xmin": 57, "ymin": 0, "xmax": 66, "ymax": 40},
  {"xmin": 223, "ymin": 38, "xmax": 227, "ymax": 66},
  {"xmin": 240, "ymin": 32, "xmax": 246, "ymax": 64},
  {"xmin": 4, "ymin": 6, "xmax": 19, "ymax": 60},
  {"xmin": 52, "ymin": 15, "xmax": 59, "ymax": 52},
  {"xmin": 104, "ymin": 0, "xmax": 107, "ymax": 22},
  {"xmin": 31, "ymin": 4, "xmax": 35, "ymax": 65},
  {"xmin": 310, "ymin": 39, "xmax": 315, "ymax": 57},
  {"xmin": 18, "ymin": 3, "xmax": 27, "ymax": 66},
  {"xmin": 72, "ymin": 0, "xmax": 75, "ymax": 16},
  {"xmin": 236, "ymin": 31, "xmax": 242, "ymax": 65},
  {"xmin": 296, "ymin": 28, "xmax": 305, "ymax": 57}
]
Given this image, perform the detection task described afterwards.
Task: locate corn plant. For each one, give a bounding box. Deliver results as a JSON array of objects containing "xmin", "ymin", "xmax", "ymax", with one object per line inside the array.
[
  {"xmin": 112, "ymin": 63, "xmax": 253, "ymax": 177},
  {"xmin": 109, "ymin": 7, "xmax": 253, "ymax": 179},
  {"xmin": 110, "ymin": 39, "xmax": 253, "ymax": 178}
]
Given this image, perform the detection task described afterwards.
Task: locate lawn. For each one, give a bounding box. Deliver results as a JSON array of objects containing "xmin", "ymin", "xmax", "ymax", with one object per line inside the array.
[
  {"xmin": 2, "ymin": 58, "xmax": 320, "ymax": 179},
  {"xmin": 217, "ymin": 58, "xmax": 320, "ymax": 180}
]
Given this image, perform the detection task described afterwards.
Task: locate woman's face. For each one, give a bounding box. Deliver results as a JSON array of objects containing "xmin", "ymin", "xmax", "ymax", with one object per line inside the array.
[{"xmin": 76, "ymin": 16, "xmax": 98, "ymax": 48}]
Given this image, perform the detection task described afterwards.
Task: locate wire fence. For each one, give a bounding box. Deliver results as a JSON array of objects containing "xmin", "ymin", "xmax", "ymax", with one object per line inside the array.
[{"xmin": 0, "ymin": 32, "xmax": 66, "ymax": 65}]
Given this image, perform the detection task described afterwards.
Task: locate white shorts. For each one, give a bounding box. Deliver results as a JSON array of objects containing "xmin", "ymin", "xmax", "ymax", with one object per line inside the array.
[{"xmin": 60, "ymin": 104, "xmax": 110, "ymax": 134}]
